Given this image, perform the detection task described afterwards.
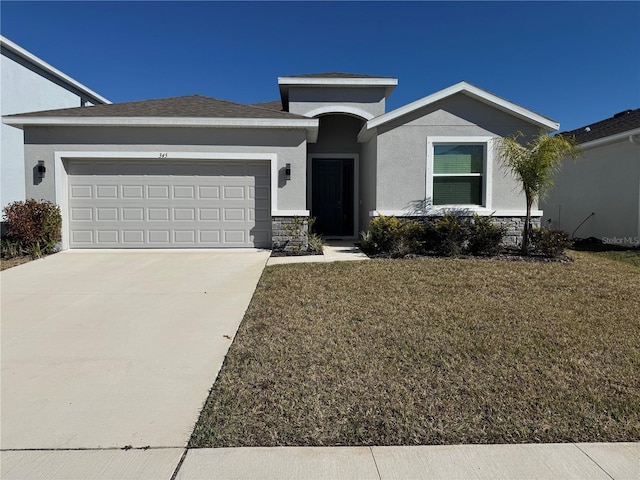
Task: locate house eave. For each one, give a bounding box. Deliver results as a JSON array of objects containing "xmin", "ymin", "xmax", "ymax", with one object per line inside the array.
[
  {"xmin": 576, "ymin": 127, "xmax": 640, "ymax": 150},
  {"xmin": 2, "ymin": 116, "xmax": 320, "ymax": 141},
  {"xmin": 278, "ymin": 76, "xmax": 398, "ymax": 111},
  {"xmin": 1, "ymin": 35, "xmax": 111, "ymax": 105}
]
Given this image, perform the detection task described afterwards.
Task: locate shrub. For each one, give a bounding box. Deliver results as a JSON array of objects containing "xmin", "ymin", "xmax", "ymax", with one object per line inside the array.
[
  {"xmin": 432, "ymin": 213, "xmax": 470, "ymax": 257},
  {"xmin": 308, "ymin": 233, "xmax": 325, "ymax": 255},
  {"xmin": 468, "ymin": 215, "xmax": 506, "ymax": 256},
  {"xmin": 531, "ymin": 227, "xmax": 572, "ymax": 257},
  {"xmin": 2, "ymin": 199, "xmax": 62, "ymax": 258},
  {"xmin": 360, "ymin": 215, "xmax": 406, "ymax": 254},
  {"xmin": 360, "ymin": 216, "xmax": 428, "ymax": 256}
]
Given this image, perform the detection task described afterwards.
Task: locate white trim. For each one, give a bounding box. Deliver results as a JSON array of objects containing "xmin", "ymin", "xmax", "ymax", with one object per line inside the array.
[
  {"xmin": 278, "ymin": 77, "xmax": 398, "ymax": 88},
  {"xmin": 307, "ymin": 153, "xmax": 359, "ymax": 239},
  {"xmin": 5, "ymin": 116, "xmax": 320, "ymax": 142},
  {"xmin": 54, "ymin": 151, "xmax": 279, "ymax": 250},
  {"xmin": 272, "ymin": 210, "xmax": 311, "ymax": 216},
  {"xmin": 577, "ymin": 127, "xmax": 640, "ymax": 150},
  {"xmin": 370, "ymin": 209, "xmax": 543, "ymax": 217},
  {"xmin": 426, "ymin": 136, "xmax": 494, "ymax": 210},
  {"xmin": 1, "ymin": 35, "xmax": 110, "ymax": 105},
  {"xmin": 304, "ymin": 106, "xmax": 375, "ymax": 120},
  {"xmin": 360, "ymin": 81, "xmax": 559, "ymax": 139}
]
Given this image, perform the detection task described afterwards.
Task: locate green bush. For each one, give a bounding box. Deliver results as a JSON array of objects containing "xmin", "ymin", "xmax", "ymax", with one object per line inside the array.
[
  {"xmin": 2, "ymin": 199, "xmax": 62, "ymax": 258},
  {"xmin": 531, "ymin": 227, "xmax": 572, "ymax": 257},
  {"xmin": 308, "ymin": 233, "xmax": 325, "ymax": 255},
  {"xmin": 360, "ymin": 215, "xmax": 406, "ymax": 254},
  {"xmin": 468, "ymin": 215, "xmax": 506, "ymax": 256},
  {"xmin": 432, "ymin": 213, "xmax": 470, "ymax": 257},
  {"xmin": 361, "ymin": 213, "xmax": 510, "ymax": 258}
]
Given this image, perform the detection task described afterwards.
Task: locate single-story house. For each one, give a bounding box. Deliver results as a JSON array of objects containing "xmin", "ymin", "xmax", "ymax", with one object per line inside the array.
[
  {"xmin": 1, "ymin": 35, "xmax": 109, "ymax": 214},
  {"xmin": 542, "ymin": 108, "xmax": 640, "ymax": 246},
  {"xmin": 3, "ymin": 72, "xmax": 559, "ymax": 250}
]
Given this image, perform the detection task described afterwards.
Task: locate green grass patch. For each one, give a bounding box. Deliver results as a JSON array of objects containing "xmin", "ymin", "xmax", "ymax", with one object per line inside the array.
[{"xmin": 190, "ymin": 252, "xmax": 640, "ymax": 447}]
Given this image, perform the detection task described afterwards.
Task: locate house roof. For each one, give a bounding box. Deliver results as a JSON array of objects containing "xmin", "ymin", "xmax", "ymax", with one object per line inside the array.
[
  {"xmin": 358, "ymin": 81, "xmax": 560, "ymax": 142},
  {"xmin": 559, "ymin": 108, "xmax": 640, "ymax": 145},
  {"xmin": 4, "ymin": 95, "xmax": 307, "ymax": 120},
  {"xmin": 1, "ymin": 35, "xmax": 110, "ymax": 105},
  {"xmin": 3, "ymin": 95, "xmax": 319, "ymax": 141},
  {"xmin": 253, "ymin": 100, "xmax": 284, "ymax": 111}
]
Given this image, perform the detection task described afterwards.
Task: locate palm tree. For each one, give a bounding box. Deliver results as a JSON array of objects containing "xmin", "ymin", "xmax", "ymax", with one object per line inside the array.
[{"xmin": 496, "ymin": 132, "xmax": 580, "ymax": 254}]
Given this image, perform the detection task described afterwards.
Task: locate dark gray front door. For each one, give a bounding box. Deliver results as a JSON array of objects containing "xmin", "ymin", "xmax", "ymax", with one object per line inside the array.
[{"xmin": 312, "ymin": 158, "xmax": 354, "ymax": 237}]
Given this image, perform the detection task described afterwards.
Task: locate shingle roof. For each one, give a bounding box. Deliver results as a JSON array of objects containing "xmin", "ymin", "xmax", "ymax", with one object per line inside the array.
[
  {"xmin": 282, "ymin": 72, "xmax": 395, "ymax": 79},
  {"xmin": 252, "ymin": 100, "xmax": 284, "ymax": 111},
  {"xmin": 4, "ymin": 95, "xmax": 307, "ymax": 120},
  {"xmin": 559, "ymin": 108, "xmax": 640, "ymax": 144}
]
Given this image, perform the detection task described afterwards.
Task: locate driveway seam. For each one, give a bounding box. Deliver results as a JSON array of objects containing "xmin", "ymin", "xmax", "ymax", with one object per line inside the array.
[
  {"xmin": 369, "ymin": 446, "xmax": 383, "ymax": 480},
  {"xmin": 573, "ymin": 443, "xmax": 615, "ymax": 480},
  {"xmin": 0, "ymin": 446, "xmax": 185, "ymax": 452},
  {"xmin": 169, "ymin": 448, "xmax": 188, "ymax": 480}
]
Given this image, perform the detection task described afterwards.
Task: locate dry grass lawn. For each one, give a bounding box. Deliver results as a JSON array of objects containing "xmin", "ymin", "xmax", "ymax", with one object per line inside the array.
[{"xmin": 190, "ymin": 251, "xmax": 640, "ymax": 447}]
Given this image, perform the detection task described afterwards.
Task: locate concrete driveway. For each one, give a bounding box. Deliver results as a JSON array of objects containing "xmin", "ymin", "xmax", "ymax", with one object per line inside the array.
[{"xmin": 1, "ymin": 250, "xmax": 268, "ymax": 453}]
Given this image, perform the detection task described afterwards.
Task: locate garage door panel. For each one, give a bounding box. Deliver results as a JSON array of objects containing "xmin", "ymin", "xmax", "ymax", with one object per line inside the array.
[{"xmin": 68, "ymin": 160, "xmax": 271, "ymax": 248}]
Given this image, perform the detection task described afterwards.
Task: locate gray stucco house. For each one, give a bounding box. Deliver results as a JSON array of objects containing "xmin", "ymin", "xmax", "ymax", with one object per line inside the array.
[
  {"xmin": 3, "ymin": 72, "xmax": 559, "ymax": 250},
  {"xmin": 1, "ymin": 35, "xmax": 109, "ymax": 213},
  {"xmin": 542, "ymin": 108, "xmax": 640, "ymax": 246}
]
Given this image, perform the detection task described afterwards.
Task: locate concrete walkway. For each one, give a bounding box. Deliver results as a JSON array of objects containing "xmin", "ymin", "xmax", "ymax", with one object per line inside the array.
[
  {"xmin": 267, "ymin": 240, "xmax": 369, "ymax": 266},
  {"xmin": 2, "ymin": 443, "xmax": 638, "ymax": 479},
  {"xmin": 2, "ymin": 248, "xmax": 638, "ymax": 479}
]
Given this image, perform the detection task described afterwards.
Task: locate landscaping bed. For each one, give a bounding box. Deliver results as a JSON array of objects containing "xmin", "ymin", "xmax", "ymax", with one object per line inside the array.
[{"xmin": 190, "ymin": 251, "xmax": 640, "ymax": 447}]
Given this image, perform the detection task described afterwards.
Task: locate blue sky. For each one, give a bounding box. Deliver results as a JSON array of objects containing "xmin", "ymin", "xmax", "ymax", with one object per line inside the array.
[{"xmin": 2, "ymin": 1, "xmax": 639, "ymax": 131}]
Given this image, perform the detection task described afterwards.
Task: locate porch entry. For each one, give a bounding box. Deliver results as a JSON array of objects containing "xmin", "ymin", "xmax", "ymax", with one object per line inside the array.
[{"xmin": 311, "ymin": 158, "xmax": 354, "ymax": 237}]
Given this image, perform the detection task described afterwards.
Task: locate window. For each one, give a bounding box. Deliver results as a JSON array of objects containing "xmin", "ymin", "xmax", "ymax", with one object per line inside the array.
[
  {"xmin": 427, "ymin": 137, "xmax": 493, "ymax": 209},
  {"xmin": 433, "ymin": 144, "xmax": 484, "ymax": 205}
]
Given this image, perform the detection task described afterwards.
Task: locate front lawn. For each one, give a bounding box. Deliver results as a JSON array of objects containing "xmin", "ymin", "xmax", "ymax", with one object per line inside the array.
[{"xmin": 190, "ymin": 251, "xmax": 640, "ymax": 447}]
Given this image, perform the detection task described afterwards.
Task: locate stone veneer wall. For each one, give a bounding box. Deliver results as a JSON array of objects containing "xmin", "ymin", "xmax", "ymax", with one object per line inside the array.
[
  {"xmin": 492, "ymin": 216, "xmax": 541, "ymax": 246},
  {"xmin": 271, "ymin": 216, "xmax": 310, "ymax": 252}
]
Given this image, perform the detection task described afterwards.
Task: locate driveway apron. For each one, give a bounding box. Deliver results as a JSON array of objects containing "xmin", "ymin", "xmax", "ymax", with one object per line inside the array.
[{"xmin": 0, "ymin": 250, "xmax": 269, "ymax": 450}]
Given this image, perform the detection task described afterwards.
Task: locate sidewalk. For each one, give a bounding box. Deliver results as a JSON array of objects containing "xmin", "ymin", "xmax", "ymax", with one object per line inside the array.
[
  {"xmin": 4, "ymin": 442, "xmax": 637, "ymax": 479},
  {"xmin": 176, "ymin": 443, "xmax": 639, "ymax": 479},
  {"xmin": 267, "ymin": 240, "xmax": 370, "ymax": 266}
]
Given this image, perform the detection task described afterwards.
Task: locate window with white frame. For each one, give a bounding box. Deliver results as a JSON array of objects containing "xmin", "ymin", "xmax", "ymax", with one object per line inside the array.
[{"xmin": 427, "ymin": 137, "xmax": 492, "ymax": 208}]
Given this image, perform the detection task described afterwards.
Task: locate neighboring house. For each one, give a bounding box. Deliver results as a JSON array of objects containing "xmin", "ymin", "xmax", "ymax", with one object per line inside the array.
[
  {"xmin": 541, "ymin": 108, "xmax": 640, "ymax": 246},
  {"xmin": 3, "ymin": 72, "xmax": 559, "ymax": 250},
  {"xmin": 0, "ymin": 35, "xmax": 109, "ymax": 214}
]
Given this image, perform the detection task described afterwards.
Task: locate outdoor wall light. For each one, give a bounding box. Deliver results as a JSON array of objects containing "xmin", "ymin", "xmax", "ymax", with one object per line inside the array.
[
  {"xmin": 37, "ymin": 160, "xmax": 46, "ymax": 179},
  {"xmin": 285, "ymin": 163, "xmax": 291, "ymax": 180}
]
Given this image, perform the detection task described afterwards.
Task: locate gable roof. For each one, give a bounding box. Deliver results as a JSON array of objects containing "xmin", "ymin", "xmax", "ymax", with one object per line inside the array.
[
  {"xmin": 358, "ymin": 81, "xmax": 559, "ymax": 142},
  {"xmin": 559, "ymin": 108, "xmax": 640, "ymax": 145},
  {"xmin": 3, "ymin": 94, "xmax": 319, "ymax": 140},
  {"xmin": 1, "ymin": 35, "xmax": 110, "ymax": 105}
]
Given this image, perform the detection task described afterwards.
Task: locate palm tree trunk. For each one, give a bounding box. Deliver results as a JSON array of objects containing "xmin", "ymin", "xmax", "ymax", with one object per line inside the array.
[{"xmin": 522, "ymin": 195, "xmax": 532, "ymax": 255}]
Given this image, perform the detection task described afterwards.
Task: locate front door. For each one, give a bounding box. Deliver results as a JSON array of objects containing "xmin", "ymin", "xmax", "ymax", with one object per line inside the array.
[{"xmin": 312, "ymin": 158, "xmax": 354, "ymax": 237}]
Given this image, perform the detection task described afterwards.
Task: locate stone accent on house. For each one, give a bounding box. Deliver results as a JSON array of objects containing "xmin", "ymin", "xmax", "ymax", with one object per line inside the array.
[
  {"xmin": 271, "ymin": 216, "xmax": 310, "ymax": 252},
  {"xmin": 493, "ymin": 216, "xmax": 541, "ymax": 246}
]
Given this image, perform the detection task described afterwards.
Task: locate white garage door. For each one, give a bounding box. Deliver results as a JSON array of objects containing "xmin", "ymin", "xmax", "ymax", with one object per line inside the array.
[{"xmin": 67, "ymin": 159, "xmax": 271, "ymax": 248}]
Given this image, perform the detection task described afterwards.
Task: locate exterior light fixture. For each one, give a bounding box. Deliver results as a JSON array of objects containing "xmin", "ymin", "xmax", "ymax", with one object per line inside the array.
[
  {"xmin": 285, "ymin": 163, "xmax": 291, "ymax": 180},
  {"xmin": 37, "ymin": 160, "xmax": 46, "ymax": 179}
]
